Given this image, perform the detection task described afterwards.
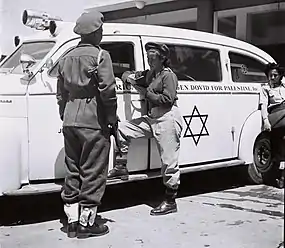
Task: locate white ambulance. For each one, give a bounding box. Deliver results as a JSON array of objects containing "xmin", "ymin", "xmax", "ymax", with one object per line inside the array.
[{"xmin": 0, "ymin": 10, "xmax": 275, "ymax": 196}]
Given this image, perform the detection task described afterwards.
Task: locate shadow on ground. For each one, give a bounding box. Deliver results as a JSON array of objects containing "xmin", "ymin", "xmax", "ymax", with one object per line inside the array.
[{"xmin": 0, "ymin": 166, "xmax": 251, "ymax": 226}]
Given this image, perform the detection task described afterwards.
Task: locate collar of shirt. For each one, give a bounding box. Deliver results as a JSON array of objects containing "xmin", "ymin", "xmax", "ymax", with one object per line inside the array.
[{"xmin": 77, "ymin": 42, "xmax": 100, "ymax": 50}]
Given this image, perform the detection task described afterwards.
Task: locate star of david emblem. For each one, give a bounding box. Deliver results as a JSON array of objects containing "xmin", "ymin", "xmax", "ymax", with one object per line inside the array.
[{"xmin": 183, "ymin": 106, "xmax": 209, "ymax": 146}]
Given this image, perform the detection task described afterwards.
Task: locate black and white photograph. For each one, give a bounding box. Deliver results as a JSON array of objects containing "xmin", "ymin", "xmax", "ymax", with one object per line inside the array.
[{"xmin": 0, "ymin": 0, "xmax": 284, "ymax": 247}]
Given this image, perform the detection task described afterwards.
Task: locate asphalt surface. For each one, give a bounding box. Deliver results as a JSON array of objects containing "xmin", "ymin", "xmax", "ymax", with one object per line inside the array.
[{"xmin": 0, "ymin": 166, "xmax": 284, "ymax": 248}]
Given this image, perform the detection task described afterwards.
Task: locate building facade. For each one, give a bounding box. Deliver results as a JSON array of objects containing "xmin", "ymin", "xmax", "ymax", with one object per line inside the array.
[
  {"xmin": 1, "ymin": 0, "xmax": 285, "ymax": 65},
  {"xmin": 88, "ymin": 0, "xmax": 285, "ymax": 65}
]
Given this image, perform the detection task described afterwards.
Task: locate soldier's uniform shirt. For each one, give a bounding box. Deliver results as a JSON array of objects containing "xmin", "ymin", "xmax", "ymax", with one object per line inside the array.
[{"xmin": 57, "ymin": 42, "xmax": 117, "ymax": 129}]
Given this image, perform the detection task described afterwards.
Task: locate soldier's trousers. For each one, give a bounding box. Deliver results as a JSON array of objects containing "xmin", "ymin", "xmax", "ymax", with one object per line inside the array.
[
  {"xmin": 118, "ymin": 106, "xmax": 183, "ymax": 189},
  {"xmin": 61, "ymin": 126, "xmax": 110, "ymax": 208}
]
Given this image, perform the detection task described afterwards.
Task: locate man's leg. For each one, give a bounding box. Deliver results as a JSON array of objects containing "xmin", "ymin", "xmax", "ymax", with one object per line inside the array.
[
  {"xmin": 76, "ymin": 128, "xmax": 110, "ymax": 238},
  {"xmin": 108, "ymin": 116, "xmax": 153, "ymax": 179},
  {"xmin": 275, "ymin": 128, "xmax": 285, "ymax": 188},
  {"xmin": 150, "ymin": 109, "xmax": 183, "ymax": 216},
  {"xmin": 61, "ymin": 126, "xmax": 81, "ymax": 238},
  {"xmin": 270, "ymin": 128, "xmax": 284, "ymax": 187}
]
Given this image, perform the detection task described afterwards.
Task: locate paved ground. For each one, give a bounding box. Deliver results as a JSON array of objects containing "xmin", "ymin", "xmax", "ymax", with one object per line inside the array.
[{"xmin": 0, "ymin": 167, "xmax": 284, "ymax": 248}]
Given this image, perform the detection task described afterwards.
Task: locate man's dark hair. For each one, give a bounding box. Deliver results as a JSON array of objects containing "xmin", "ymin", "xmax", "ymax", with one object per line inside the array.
[{"xmin": 264, "ymin": 62, "xmax": 285, "ymax": 78}]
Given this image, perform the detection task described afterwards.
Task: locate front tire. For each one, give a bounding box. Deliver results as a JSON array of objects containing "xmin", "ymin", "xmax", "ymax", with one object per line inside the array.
[
  {"xmin": 248, "ymin": 132, "xmax": 275, "ymax": 184},
  {"xmin": 248, "ymin": 163, "xmax": 263, "ymax": 184}
]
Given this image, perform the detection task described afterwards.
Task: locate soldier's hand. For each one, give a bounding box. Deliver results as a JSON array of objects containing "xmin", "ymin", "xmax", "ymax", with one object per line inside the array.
[
  {"xmin": 263, "ymin": 118, "xmax": 271, "ymax": 131},
  {"xmin": 121, "ymin": 71, "xmax": 132, "ymax": 84}
]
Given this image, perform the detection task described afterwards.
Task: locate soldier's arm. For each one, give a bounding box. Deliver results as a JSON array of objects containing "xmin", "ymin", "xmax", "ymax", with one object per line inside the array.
[
  {"xmin": 56, "ymin": 69, "xmax": 69, "ymax": 121},
  {"xmin": 97, "ymin": 50, "xmax": 118, "ymax": 125},
  {"xmin": 121, "ymin": 70, "xmax": 148, "ymax": 86}
]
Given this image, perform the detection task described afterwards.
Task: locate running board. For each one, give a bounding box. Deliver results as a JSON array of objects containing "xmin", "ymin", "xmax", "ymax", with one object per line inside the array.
[
  {"xmin": 3, "ymin": 159, "xmax": 244, "ymax": 196},
  {"xmin": 3, "ymin": 174, "xmax": 155, "ymax": 196},
  {"xmin": 180, "ymin": 159, "xmax": 245, "ymax": 174}
]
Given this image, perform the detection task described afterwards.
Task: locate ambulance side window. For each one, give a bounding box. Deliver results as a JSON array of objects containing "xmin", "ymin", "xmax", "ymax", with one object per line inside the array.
[
  {"xmin": 229, "ymin": 52, "xmax": 267, "ymax": 83},
  {"xmin": 48, "ymin": 42, "xmax": 135, "ymax": 79},
  {"xmin": 48, "ymin": 47, "xmax": 75, "ymax": 78},
  {"xmin": 166, "ymin": 44, "xmax": 222, "ymax": 82},
  {"xmin": 0, "ymin": 41, "xmax": 55, "ymax": 74},
  {"xmin": 101, "ymin": 42, "xmax": 135, "ymax": 79}
]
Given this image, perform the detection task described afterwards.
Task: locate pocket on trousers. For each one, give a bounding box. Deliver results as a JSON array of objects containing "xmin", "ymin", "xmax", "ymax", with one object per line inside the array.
[{"xmin": 174, "ymin": 110, "xmax": 183, "ymax": 139}]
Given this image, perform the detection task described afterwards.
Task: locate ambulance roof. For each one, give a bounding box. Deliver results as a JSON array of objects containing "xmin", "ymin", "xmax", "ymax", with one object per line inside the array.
[{"xmin": 23, "ymin": 22, "xmax": 274, "ymax": 62}]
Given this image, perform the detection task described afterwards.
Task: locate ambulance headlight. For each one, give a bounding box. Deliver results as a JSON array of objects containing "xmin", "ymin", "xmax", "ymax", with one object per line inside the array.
[{"xmin": 22, "ymin": 10, "xmax": 49, "ymax": 30}]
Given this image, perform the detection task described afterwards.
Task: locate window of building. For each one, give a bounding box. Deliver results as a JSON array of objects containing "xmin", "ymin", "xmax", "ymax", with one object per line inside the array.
[
  {"xmin": 248, "ymin": 9, "xmax": 285, "ymax": 66},
  {"xmin": 167, "ymin": 22, "xmax": 197, "ymax": 30},
  {"xmin": 166, "ymin": 44, "xmax": 222, "ymax": 82},
  {"xmin": 248, "ymin": 9, "xmax": 285, "ymax": 46},
  {"xmin": 217, "ymin": 16, "xmax": 236, "ymax": 38},
  {"xmin": 229, "ymin": 52, "xmax": 267, "ymax": 83}
]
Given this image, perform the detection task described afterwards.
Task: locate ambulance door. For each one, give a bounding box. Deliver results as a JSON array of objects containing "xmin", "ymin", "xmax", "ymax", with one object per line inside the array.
[
  {"xmin": 141, "ymin": 37, "xmax": 233, "ymax": 168},
  {"xmin": 28, "ymin": 36, "xmax": 147, "ymax": 181},
  {"xmin": 225, "ymin": 48, "xmax": 268, "ymax": 157},
  {"xmin": 101, "ymin": 36, "xmax": 148, "ymax": 172},
  {"xmin": 27, "ymin": 39, "xmax": 80, "ymax": 180}
]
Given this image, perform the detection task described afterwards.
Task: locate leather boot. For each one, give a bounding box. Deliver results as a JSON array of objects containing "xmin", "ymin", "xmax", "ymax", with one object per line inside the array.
[
  {"xmin": 107, "ymin": 164, "xmax": 129, "ymax": 180},
  {"xmin": 77, "ymin": 206, "xmax": 109, "ymax": 238},
  {"xmin": 64, "ymin": 203, "xmax": 79, "ymax": 238},
  {"xmin": 67, "ymin": 222, "xmax": 78, "ymax": 238},
  {"xmin": 276, "ymin": 170, "xmax": 284, "ymax": 188},
  {"xmin": 77, "ymin": 223, "xmax": 109, "ymax": 238},
  {"xmin": 150, "ymin": 188, "xmax": 178, "ymax": 216}
]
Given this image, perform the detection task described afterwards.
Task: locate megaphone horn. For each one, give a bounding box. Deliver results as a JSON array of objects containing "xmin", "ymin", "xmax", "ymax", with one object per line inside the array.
[{"xmin": 22, "ymin": 9, "xmax": 62, "ymax": 30}]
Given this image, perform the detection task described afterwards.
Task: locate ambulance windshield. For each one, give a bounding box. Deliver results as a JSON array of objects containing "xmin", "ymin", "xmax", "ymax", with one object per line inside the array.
[{"xmin": 0, "ymin": 41, "xmax": 55, "ymax": 74}]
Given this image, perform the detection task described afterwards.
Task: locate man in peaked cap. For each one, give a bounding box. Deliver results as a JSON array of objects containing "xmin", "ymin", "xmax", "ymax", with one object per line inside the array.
[
  {"xmin": 57, "ymin": 10, "xmax": 118, "ymax": 238},
  {"xmin": 145, "ymin": 42, "xmax": 170, "ymax": 59}
]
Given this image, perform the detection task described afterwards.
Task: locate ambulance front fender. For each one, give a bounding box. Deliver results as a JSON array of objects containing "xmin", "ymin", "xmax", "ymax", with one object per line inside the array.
[
  {"xmin": 238, "ymin": 110, "xmax": 262, "ymax": 164},
  {"xmin": 0, "ymin": 123, "xmax": 22, "ymax": 196}
]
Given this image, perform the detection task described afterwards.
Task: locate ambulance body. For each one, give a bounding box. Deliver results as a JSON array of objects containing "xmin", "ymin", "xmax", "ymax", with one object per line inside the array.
[{"xmin": 0, "ymin": 10, "xmax": 275, "ymax": 196}]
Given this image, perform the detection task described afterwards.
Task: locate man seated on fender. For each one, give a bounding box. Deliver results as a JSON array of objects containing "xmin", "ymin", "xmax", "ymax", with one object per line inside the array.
[{"xmin": 260, "ymin": 62, "xmax": 285, "ymax": 188}]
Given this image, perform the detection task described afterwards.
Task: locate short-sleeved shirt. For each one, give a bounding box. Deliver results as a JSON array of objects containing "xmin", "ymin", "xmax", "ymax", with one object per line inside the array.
[{"xmin": 261, "ymin": 83, "xmax": 285, "ymax": 112}]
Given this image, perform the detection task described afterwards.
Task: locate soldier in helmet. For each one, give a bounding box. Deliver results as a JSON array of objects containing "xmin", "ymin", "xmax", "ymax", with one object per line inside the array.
[
  {"xmin": 108, "ymin": 42, "xmax": 183, "ymax": 216},
  {"xmin": 56, "ymin": 10, "xmax": 118, "ymax": 238}
]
